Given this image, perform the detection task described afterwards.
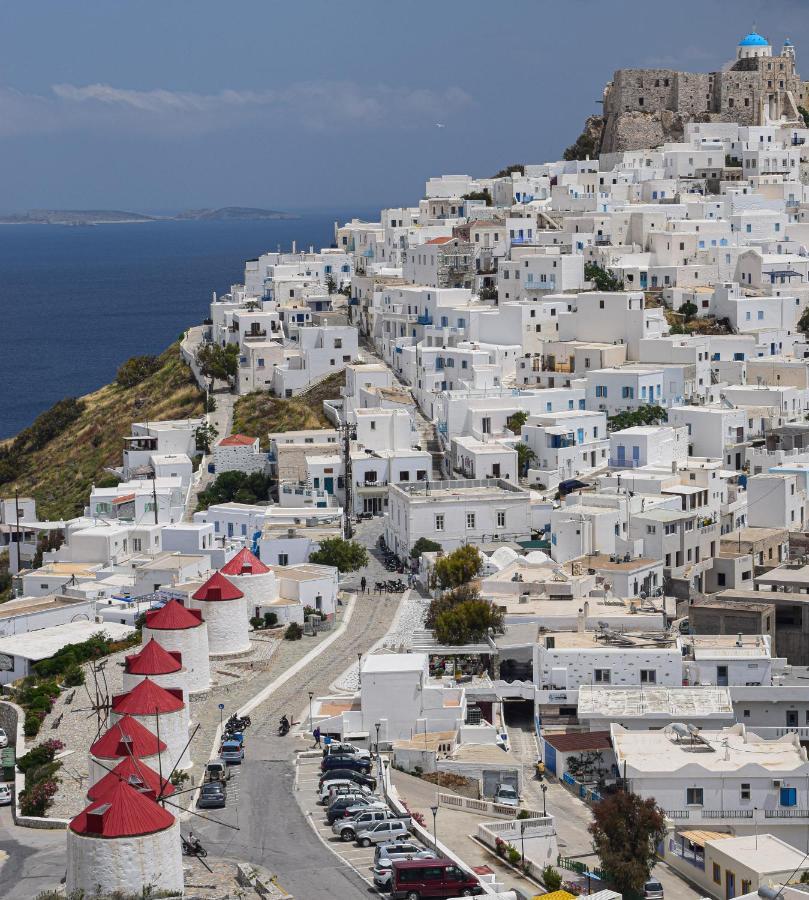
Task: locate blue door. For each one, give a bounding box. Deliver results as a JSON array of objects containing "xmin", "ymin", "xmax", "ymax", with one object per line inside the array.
[
  {"xmin": 617, "ymin": 445, "xmax": 626, "ymax": 462},
  {"xmin": 640, "ymin": 272, "xmax": 648, "ymax": 288},
  {"xmin": 324, "ymin": 477, "xmax": 334, "ymax": 493},
  {"xmin": 544, "ymin": 741, "xmax": 557, "ymax": 775}
]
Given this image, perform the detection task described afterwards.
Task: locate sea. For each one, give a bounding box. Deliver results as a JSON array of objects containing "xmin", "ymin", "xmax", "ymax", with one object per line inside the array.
[{"xmin": 0, "ymin": 212, "xmax": 369, "ymax": 439}]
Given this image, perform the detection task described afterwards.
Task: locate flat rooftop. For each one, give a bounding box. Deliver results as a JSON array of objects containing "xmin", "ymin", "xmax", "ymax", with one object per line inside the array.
[
  {"xmin": 393, "ymin": 478, "xmax": 527, "ymax": 501},
  {"xmin": 0, "ymin": 620, "xmax": 135, "ymax": 662},
  {"xmin": 578, "ymin": 553, "xmax": 660, "ymax": 572},
  {"xmin": 543, "ymin": 631, "xmax": 678, "ymax": 649},
  {"xmin": 611, "ymin": 724, "xmax": 807, "ymax": 774},
  {"xmin": 578, "ymin": 685, "xmax": 734, "ymax": 719}
]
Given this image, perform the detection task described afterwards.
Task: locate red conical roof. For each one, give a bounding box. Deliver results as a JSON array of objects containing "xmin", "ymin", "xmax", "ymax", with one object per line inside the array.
[
  {"xmin": 125, "ymin": 639, "xmax": 183, "ymax": 676},
  {"xmin": 90, "ymin": 715, "xmax": 167, "ymax": 760},
  {"xmin": 70, "ymin": 778, "xmax": 175, "ymax": 837},
  {"xmin": 144, "ymin": 599, "xmax": 203, "ymax": 631},
  {"xmin": 112, "ymin": 678, "xmax": 184, "ymax": 716},
  {"xmin": 88, "ymin": 755, "xmax": 175, "ymax": 802},
  {"xmin": 192, "ymin": 571, "xmax": 244, "ymax": 602},
  {"xmin": 221, "ymin": 547, "xmax": 271, "ymax": 576}
]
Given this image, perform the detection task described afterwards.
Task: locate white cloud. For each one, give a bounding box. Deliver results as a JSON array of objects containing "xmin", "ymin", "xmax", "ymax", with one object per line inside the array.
[{"xmin": 0, "ymin": 80, "xmax": 474, "ymax": 138}]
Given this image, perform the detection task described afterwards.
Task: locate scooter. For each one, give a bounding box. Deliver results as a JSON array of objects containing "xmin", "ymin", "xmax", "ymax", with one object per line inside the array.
[
  {"xmin": 278, "ymin": 717, "xmax": 290, "ymax": 736},
  {"xmin": 182, "ymin": 835, "xmax": 208, "ymax": 858}
]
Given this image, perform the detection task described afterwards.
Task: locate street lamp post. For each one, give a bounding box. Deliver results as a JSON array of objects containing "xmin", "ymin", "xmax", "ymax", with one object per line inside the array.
[
  {"xmin": 374, "ymin": 721, "xmax": 381, "ymax": 784},
  {"xmin": 430, "ymin": 805, "xmax": 438, "ymax": 850},
  {"xmin": 357, "ymin": 652, "xmax": 362, "ymax": 688},
  {"xmin": 308, "ymin": 691, "xmax": 314, "ymax": 733},
  {"xmin": 541, "ymin": 782, "xmax": 548, "ymax": 818},
  {"xmin": 520, "ymin": 820, "xmax": 527, "ymax": 872}
]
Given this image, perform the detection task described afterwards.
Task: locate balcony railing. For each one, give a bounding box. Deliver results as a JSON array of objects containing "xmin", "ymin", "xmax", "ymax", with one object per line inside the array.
[
  {"xmin": 765, "ymin": 809, "xmax": 809, "ymax": 818},
  {"xmin": 701, "ymin": 809, "xmax": 753, "ymax": 819},
  {"xmin": 417, "ymin": 313, "xmax": 433, "ymax": 326},
  {"xmin": 609, "ymin": 457, "xmax": 641, "ymax": 468}
]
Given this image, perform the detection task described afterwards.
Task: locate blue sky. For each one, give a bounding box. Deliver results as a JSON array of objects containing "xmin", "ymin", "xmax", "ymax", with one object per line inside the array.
[{"xmin": 0, "ymin": 0, "xmax": 803, "ymax": 212}]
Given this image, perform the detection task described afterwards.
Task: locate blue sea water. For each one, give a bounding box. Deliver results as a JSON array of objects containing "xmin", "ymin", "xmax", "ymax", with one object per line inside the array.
[{"xmin": 0, "ymin": 213, "xmax": 362, "ymax": 439}]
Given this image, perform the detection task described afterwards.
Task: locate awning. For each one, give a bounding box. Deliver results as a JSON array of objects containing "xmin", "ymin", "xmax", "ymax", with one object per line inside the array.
[
  {"xmin": 356, "ymin": 485, "xmax": 388, "ymax": 496},
  {"xmin": 677, "ymin": 830, "xmax": 732, "ymax": 848}
]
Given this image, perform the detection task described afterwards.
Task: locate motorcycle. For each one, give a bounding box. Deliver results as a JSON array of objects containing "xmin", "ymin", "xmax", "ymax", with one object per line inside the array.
[
  {"xmin": 278, "ymin": 717, "xmax": 290, "ymax": 736},
  {"xmin": 182, "ymin": 835, "xmax": 208, "ymax": 858}
]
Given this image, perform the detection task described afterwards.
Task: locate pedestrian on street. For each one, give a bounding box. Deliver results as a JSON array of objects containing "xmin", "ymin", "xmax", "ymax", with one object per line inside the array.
[
  {"xmin": 360, "ymin": 576, "xmax": 367, "ymax": 593},
  {"xmin": 312, "ymin": 726, "xmax": 322, "ymax": 748}
]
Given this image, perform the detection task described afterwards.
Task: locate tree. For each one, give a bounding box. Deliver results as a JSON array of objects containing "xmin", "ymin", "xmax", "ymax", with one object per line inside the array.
[
  {"xmin": 677, "ymin": 301, "xmax": 698, "ymax": 319},
  {"xmin": 309, "ymin": 537, "xmax": 368, "ymax": 572},
  {"xmin": 411, "ymin": 537, "xmax": 442, "ymax": 560},
  {"xmin": 479, "ymin": 284, "xmax": 498, "ymax": 302},
  {"xmin": 589, "ymin": 791, "xmax": 667, "ymax": 896},
  {"xmin": 506, "ymin": 411, "xmax": 528, "ymax": 435},
  {"xmin": 196, "ymin": 470, "xmax": 272, "ymax": 510},
  {"xmin": 515, "ymin": 442, "xmax": 536, "ymax": 477},
  {"xmin": 429, "ymin": 585, "xmax": 504, "ymax": 645},
  {"xmin": 492, "ymin": 163, "xmax": 525, "ymax": 179},
  {"xmin": 325, "ymin": 275, "xmax": 337, "ymax": 295},
  {"xmin": 196, "ymin": 343, "xmax": 239, "ymax": 384},
  {"xmin": 563, "ymin": 116, "xmax": 604, "ymax": 161},
  {"xmin": 115, "ymin": 355, "xmax": 160, "ymax": 389},
  {"xmin": 195, "ymin": 422, "xmax": 219, "ymax": 453},
  {"xmin": 798, "ymin": 306, "xmax": 809, "ymax": 336},
  {"xmin": 585, "ymin": 262, "xmax": 624, "ymax": 291},
  {"xmin": 800, "ymin": 106, "xmax": 809, "ymax": 129},
  {"xmin": 608, "ymin": 405, "xmax": 668, "ymax": 432},
  {"xmin": 433, "ymin": 545, "xmax": 482, "ymax": 590},
  {"xmin": 462, "ymin": 190, "xmax": 492, "ymax": 206}
]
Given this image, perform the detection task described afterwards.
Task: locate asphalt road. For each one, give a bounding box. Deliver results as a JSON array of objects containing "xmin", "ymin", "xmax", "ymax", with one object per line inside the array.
[
  {"xmin": 193, "ymin": 576, "xmax": 398, "ymax": 899},
  {"xmin": 0, "ymin": 805, "xmax": 67, "ymax": 900}
]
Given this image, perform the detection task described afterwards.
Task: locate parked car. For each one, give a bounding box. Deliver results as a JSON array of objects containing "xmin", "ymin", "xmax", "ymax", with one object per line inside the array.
[
  {"xmin": 374, "ymin": 846, "xmax": 436, "ymax": 890},
  {"xmin": 331, "ymin": 808, "xmax": 392, "ymax": 842},
  {"xmin": 323, "ymin": 741, "xmax": 371, "ymax": 760},
  {"xmin": 319, "ymin": 779, "xmax": 372, "ymax": 803},
  {"xmin": 220, "ymin": 740, "xmax": 244, "ymax": 764},
  {"xmin": 493, "ymin": 783, "xmax": 520, "ymax": 808},
  {"xmin": 326, "ymin": 796, "xmax": 385, "ymax": 824},
  {"xmin": 0, "ymin": 728, "xmax": 8, "ymax": 749},
  {"xmin": 197, "ymin": 781, "xmax": 227, "ymax": 809},
  {"xmin": 390, "ymin": 858, "xmax": 483, "ymax": 899},
  {"xmin": 355, "ymin": 817, "xmax": 411, "ymax": 847},
  {"xmin": 319, "ymin": 769, "xmax": 377, "ymax": 791},
  {"xmin": 644, "ymin": 880, "xmax": 664, "ymax": 900},
  {"xmin": 204, "ymin": 758, "xmax": 230, "ymax": 783},
  {"xmin": 321, "ymin": 754, "xmax": 372, "ymax": 774},
  {"xmin": 0, "ymin": 784, "xmax": 11, "ymax": 806}
]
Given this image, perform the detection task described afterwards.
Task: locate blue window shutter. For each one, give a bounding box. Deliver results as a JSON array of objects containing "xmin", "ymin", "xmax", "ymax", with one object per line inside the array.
[{"xmin": 780, "ymin": 787, "xmax": 797, "ymax": 807}]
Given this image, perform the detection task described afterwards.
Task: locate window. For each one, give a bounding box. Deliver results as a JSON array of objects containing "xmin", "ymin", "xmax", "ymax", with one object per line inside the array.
[
  {"xmin": 466, "ymin": 512, "xmax": 476, "ymax": 529},
  {"xmin": 713, "ymin": 863, "xmax": 721, "ymax": 885},
  {"xmin": 742, "ymin": 881, "xmax": 752, "ymax": 895},
  {"xmin": 593, "ymin": 669, "xmax": 611, "ymax": 684},
  {"xmin": 740, "ymin": 783, "xmax": 751, "ymax": 801},
  {"xmin": 687, "ymin": 787, "xmax": 704, "ymax": 806},
  {"xmin": 497, "ymin": 511, "xmax": 506, "ymax": 528},
  {"xmin": 640, "ymin": 669, "xmax": 657, "ymax": 684},
  {"xmin": 435, "ymin": 514, "xmax": 445, "ymax": 532},
  {"xmin": 278, "ymin": 553, "xmax": 288, "ymax": 566}
]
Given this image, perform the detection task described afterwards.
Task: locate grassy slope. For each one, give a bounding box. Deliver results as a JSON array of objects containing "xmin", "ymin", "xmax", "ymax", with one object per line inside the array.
[
  {"xmin": 0, "ymin": 344, "xmax": 203, "ymax": 520},
  {"xmin": 232, "ymin": 370, "xmax": 346, "ymax": 448}
]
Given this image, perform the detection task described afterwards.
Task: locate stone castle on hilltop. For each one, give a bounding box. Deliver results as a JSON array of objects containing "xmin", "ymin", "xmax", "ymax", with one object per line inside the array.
[{"xmin": 597, "ymin": 31, "xmax": 808, "ymax": 153}]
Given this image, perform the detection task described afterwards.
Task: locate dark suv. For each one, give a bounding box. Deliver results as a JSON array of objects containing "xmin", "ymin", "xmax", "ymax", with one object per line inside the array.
[{"xmin": 321, "ymin": 754, "xmax": 372, "ymax": 774}]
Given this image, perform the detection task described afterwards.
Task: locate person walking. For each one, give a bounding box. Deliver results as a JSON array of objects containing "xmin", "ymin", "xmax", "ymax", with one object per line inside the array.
[
  {"xmin": 360, "ymin": 575, "xmax": 367, "ymax": 594},
  {"xmin": 312, "ymin": 726, "xmax": 322, "ymax": 748}
]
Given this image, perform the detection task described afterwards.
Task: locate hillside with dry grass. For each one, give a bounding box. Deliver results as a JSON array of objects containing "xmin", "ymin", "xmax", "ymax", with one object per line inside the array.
[
  {"xmin": 0, "ymin": 343, "xmax": 204, "ymax": 520},
  {"xmin": 232, "ymin": 370, "xmax": 345, "ymax": 448}
]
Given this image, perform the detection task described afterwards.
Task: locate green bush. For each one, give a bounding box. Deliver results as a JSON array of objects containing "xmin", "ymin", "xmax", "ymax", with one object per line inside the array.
[
  {"xmin": 410, "ymin": 537, "xmax": 442, "ymax": 560},
  {"xmin": 116, "ymin": 355, "xmax": 161, "ymax": 389},
  {"xmin": 309, "ymin": 537, "xmax": 368, "ymax": 572},
  {"xmin": 284, "ymin": 622, "xmax": 303, "ymax": 641},
  {"xmin": 506, "ymin": 845, "xmax": 522, "ymax": 865},
  {"xmin": 542, "ymin": 865, "xmax": 563, "ymax": 891},
  {"xmin": 249, "ymin": 616, "xmax": 263, "ymax": 630},
  {"xmin": 17, "ymin": 740, "xmax": 63, "ymax": 775},
  {"xmin": 197, "ymin": 470, "xmax": 272, "ymax": 510},
  {"xmin": 263, "ymin": 612, "xmax": 278, "ymax": 627},
  {"xmin": 63, "ymin": 666, "xmax": 85, "ymax": 687}
]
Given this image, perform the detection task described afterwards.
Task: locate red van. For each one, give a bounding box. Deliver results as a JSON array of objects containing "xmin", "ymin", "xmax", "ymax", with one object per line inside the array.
[{"xmin": 390, "ymin": 857, "xmax": 483, "ymax": 899}]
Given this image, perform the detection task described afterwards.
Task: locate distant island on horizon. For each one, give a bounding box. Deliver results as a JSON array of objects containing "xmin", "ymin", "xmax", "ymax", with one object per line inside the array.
[{"xmin": 0, "ymin": 206, "xmax": 299, "ymax": 225}]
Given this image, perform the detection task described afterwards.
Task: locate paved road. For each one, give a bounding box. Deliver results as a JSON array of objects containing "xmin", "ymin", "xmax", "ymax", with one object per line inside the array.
[
  {"xmin": 0, "ymin": 806, "xmax": 66, "ymax": 900},
  {"xmin": 505, "ymin": 709, "xmax": 703, "ymax": 900},
  {"xmin": 193, "ymin": 584, "xmax": 399, "ymax": 899}
]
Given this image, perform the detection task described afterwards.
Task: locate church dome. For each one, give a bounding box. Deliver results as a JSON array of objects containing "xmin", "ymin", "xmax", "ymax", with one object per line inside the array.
[{"xmin": 739, "ymin": 32, "xmax": 769, "ymax": 47}]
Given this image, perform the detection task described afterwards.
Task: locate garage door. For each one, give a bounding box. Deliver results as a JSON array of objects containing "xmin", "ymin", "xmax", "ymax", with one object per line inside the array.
[{"xmin": 482, "ymin": 768, "xmax": 519, "ymax": 798}]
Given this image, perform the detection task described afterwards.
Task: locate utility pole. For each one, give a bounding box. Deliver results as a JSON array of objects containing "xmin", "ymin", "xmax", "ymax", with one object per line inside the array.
[
  {"xmin": 14, "ymin": 487, "xmax": 21, "ymax": 573},
  {"xmin": 339, "ymin": 420, "xmax": 355, "ymax": 538},
  {"xmin": 152, "ymin": 477, "xmax": 159, "ymax": 526}
]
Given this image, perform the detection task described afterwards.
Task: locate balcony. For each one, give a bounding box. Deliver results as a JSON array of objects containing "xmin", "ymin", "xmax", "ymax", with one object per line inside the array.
[
  {"xmin": 766, "ymin": 809, "xmax": 809, "ymax": 818},
  {"xmin": 609, "ymin": 457, "xmax": 642, "ymax": 469},
  {"xmin": 417, "ymin": 313, "xmax": 433, "ymax": 326}
]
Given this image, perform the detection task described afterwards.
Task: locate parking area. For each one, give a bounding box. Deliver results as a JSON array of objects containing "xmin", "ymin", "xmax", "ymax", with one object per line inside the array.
[{"xmin": 295, "ymin": 754, "xmax": 381, "ymax": 888}]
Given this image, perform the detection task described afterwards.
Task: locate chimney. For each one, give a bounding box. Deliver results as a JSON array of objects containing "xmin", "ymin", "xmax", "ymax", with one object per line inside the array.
[
  {"xmin": 115, "ymin": 734, "xmax": 134, "ymax": 757},
  {"xmin": 85, "ymin": 803, "xmax": 111, "ymax": 834},
  {"xmin": 207, "ymin": 587, "xmax": 221, "ymax": 601},
  {"xmin": 577, "ymin": 608, "xmax": 586, "ymax": 632},
  {"xmin": 166, "ymin": 687, "xmax": 184, "ymax": 703}
]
